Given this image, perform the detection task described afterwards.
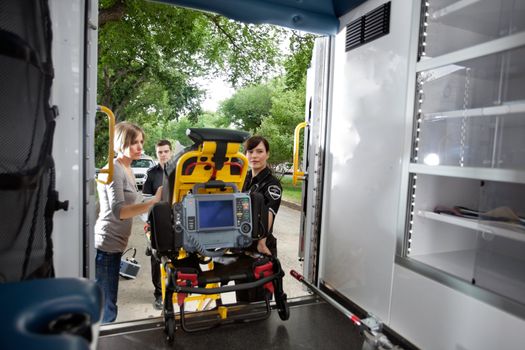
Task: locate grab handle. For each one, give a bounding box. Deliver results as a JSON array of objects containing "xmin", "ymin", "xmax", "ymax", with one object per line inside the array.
[
  {"xmin": 292, "ymin": 121, "xmax": 308, "ymax": 185},
  {"xmin": 95, "ymin": 105, "xmax": 115, "ymax": 185}
]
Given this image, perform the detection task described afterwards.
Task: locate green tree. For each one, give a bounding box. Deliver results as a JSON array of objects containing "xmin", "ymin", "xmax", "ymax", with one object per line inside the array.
[
  {"xmin": 283, "ymin": 32, "xmax": 316, "ymax": 90},
  {"xmin": 217, "ymin": 76, "xmax": 308, "ymax": 166},
  {"xmin": 98, "ymin": 0, "xmax": 283, "ymax": 121},
  {"xmin": 95, "ymin": 0, "xmax": 285, "ymax": 166},
  {"xmin": 98, "ymin": 1, "xmax": 203, "ymax": 120},
  {"xmin": 218, "ymin": 84, "xmax": 273, "ymax": 131},
  {"xmin": 251, "ymin": 31, "xmax": 315, "ymax": 164},
  {"xmin": 258, "ymin": 79, "xmax": 306, "ymax": 165}
]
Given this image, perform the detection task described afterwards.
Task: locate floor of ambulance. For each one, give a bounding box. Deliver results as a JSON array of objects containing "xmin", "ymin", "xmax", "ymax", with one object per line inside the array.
[{"xmin": 98, "ymin": 298, "xmax": 366, "ymax": 349}]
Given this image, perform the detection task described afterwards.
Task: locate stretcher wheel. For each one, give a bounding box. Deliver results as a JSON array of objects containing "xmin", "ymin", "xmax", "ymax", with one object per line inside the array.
[
  {"xmin": 276, "ymin": 293, "xmax": 289, "ymax": 321},
  {"xmin": 164, "ymin": 317, "xmax": 175, "ymax": 342}
]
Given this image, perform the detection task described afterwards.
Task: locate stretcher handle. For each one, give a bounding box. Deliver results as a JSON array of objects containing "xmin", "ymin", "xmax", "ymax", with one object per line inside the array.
[
  {"xmin": 292, "ymin": 121, "xmax": 307, "ymax": 185},
  {"xmin": 290, "ymin": 270, "xmax": 395, "ymax": 348},
  {"xmin": 95, "ymin": 105, "xmax": 115, "ymax": 185},
  {"xmin": 192, "ymin": 181, "xmax": 238, "ymax": 193},
  {"xmin": 290, "ymin": 269, "xmax": 364, "ymax": 327},
  {"xmin": 174, "ymin": 273, "xmax": 276, "ymax": 294},
  {"xmin": 290, "ymin": 269, "xmax": 304, "ymax": 282}
]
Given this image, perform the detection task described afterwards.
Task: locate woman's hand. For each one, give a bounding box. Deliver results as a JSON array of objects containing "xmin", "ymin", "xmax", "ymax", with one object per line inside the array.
[
  {"xmin": 153, "ymin": 186, "xmax": 163, "ymax": 203},
  {"xmin": 119, "ymin": 186, "xmax": 163, "ymax": 219},
  {"xmin": 257, "ymin": 238, "xmax": 272, "ymax": 256}
]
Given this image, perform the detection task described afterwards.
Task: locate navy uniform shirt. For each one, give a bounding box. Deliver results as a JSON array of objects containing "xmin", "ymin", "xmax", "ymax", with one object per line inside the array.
[
  {"xmin": 243, "ymin": 167, "xmax": 282, "ymax": 237},
  {"xmin": 142, "ymin": 164, "xmax": 164, "ymax": 195}
]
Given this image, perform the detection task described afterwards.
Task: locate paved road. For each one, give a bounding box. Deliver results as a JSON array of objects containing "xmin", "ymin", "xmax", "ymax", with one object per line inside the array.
[{"xmin": 115, "ymin": 205, "xmax": 306, "ymax": 323}]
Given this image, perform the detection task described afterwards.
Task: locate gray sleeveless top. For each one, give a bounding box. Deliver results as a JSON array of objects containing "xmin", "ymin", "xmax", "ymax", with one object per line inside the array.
[{"xmin": 95, "ymin": 159, "xmax": 140, "ymax": 253}]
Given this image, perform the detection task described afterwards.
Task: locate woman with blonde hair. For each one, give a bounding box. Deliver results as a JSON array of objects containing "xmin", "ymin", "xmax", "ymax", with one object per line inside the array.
[{"xmin": 95, "ymin": 121, "xmax": 162, "ymax": 323}]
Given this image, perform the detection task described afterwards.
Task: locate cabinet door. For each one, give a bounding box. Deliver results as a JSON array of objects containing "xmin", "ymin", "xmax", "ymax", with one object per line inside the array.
[
  {"xmin": 416, "ymin": 48, "xmax": 525, "ymax": 169},
  {"xmin": 403, "ymin": 0, "xmax": 525, "ymax": 312}
]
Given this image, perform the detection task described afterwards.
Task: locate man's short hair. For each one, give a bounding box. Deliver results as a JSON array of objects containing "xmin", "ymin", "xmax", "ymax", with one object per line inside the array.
[{"xmin": 156, "ymin": 139, "xmax": 172, "ymax": 150}]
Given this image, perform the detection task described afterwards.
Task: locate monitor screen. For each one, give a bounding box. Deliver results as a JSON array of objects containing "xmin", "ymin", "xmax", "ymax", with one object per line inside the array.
[{"xmin": 198, "ymin": 199, "xmax": 234, "ymax": 229}]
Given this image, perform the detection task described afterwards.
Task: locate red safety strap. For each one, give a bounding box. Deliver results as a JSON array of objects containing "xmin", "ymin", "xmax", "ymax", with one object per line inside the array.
[
  {"xmin": 253, "ymin": 261, "xmax": 274, "ymax": 294},
  {"xmin": 224, "ymin": 161, "xmax": 242, "ymax": 172},
  {"xmin": 184, "ymin": 162, "xmax": 215, "ymax": 175},
  {"xmin": 176, "ymin": 271, "xmax": 198, "ymax": 306}
]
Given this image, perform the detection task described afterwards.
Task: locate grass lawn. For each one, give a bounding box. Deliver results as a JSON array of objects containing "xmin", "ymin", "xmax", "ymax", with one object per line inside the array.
[{"xmin": 279, "ymin": 175, "xmax": 302, "ymax": 204}]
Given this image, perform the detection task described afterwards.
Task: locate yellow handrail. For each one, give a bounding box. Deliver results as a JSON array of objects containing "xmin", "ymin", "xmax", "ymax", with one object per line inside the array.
[
  {"xmin": 292, "ymin": 121, "xmax": 308, "ymax": 185},
  {"xmin": 95, "ymin": 105, "xmax": 115, "ymax": 185}
]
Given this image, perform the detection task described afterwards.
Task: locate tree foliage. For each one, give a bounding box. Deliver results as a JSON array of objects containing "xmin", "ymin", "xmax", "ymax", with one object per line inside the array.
[
  {"xmin": 283, "ymin": 31, "xmax": 316, "ymax": 91},
  {"xmin": 98, "ymin": 0, "xmax": 283, "ymax": 120},
  {"xmin": 216, "ymin": 31, "xmax": 316, "ymax": 166},
  {"xmin": 216, "ymin": 76, "xmax": 307, "ymax": 166},
  {"xmin": 218, "ymin": 84, "xmax": 273, "ymax": 131},
  {"xmin": 95, "ymin": 0, "xmax": 285, "ymax": 166},
  {"xmin": 94, "ymin": 0, "xmax": 316, "ymax": 168},
  {"xmin": 258, "ymin": 79, "xmax": 306, "ymax": 165},
  {"xmin": 99, "ymin": 1, "xmax": 201, "ymax": 121}
]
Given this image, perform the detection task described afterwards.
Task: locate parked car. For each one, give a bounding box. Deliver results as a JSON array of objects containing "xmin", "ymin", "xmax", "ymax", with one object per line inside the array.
[
  {"xmin": 131, "ymin": 155, "xmax": 156, "ymax": 189},
  {"xmin": 275, "ymin": 162, "xmax": 293, "ymax": 175}
]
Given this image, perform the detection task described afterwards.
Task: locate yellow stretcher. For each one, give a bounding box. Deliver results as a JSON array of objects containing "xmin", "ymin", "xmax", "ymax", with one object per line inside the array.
[{"xmin": 150, "ymin": 128, "xmax": 289, "ymax": 342}]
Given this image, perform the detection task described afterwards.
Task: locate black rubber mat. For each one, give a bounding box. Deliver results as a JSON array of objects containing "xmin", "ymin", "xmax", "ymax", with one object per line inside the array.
[{"xmin": 98, "ymin": 301, "xmax": 365, "ymax": 349}]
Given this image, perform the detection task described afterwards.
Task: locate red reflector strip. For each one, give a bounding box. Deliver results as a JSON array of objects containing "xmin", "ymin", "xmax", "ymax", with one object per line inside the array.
[
  {"xmin": 349, "ymin": 315, "xmax": 361, "ymax": 326},
  {"xmin": 253, "ymin": 262, "xmax": 274, "ymax": 293}
]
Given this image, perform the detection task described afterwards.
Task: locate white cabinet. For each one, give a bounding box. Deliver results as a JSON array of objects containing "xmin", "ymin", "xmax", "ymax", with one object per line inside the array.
[{"xmin": 403, "ymin": 0, "xmax": 525, "ymax": 311}]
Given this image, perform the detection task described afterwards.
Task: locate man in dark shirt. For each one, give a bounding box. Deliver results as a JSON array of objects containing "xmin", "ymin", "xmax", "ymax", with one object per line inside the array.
[{"xmin": 143, "ymin": 139, "xmax": 172, "ymax": 310}]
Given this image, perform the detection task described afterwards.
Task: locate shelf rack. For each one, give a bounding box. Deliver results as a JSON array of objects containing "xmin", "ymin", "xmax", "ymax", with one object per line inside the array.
[{"xmin": 417, "ymin": 210, "xmax": 525, "ymax": 243}]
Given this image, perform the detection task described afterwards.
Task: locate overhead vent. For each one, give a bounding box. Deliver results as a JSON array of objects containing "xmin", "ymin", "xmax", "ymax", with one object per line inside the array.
[{"xmin": 345, "ymin": 2, "xmax": 391, "ymax": 52}]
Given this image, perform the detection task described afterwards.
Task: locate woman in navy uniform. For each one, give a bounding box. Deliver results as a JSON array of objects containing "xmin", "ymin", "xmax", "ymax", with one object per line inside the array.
[{"xmin": 243, "ymin": 136, "xmax": 282, "ymax": 256}]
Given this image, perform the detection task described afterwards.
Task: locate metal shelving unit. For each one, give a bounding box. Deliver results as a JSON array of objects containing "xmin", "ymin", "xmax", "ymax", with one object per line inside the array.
[
  {"xmin": 402, "ymin": 0, "xmax": 525, "ymax": 312},
  {"xmin": 417, "ymin": 210, "xmax": 525, "ymax": 243},
  {"xmin": 422, "ymin": 100, "xmax": 525, "ymax": 120},
  {"xmin": 408, "ymin": 164, "xmax": 525, "ymax": 183}
]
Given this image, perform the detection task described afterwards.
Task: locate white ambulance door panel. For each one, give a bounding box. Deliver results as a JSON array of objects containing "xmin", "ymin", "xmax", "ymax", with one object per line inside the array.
[
  {"xmin": 49, "ymin": 0, "xmax": 86, "ymax": 277},
  {"xmin": 300, "ymin": 36, "xmax": 332, "ymax": 283},
  {"xmin": 318, "ymin": 0, "xmax": 415, "ymax": 321}
]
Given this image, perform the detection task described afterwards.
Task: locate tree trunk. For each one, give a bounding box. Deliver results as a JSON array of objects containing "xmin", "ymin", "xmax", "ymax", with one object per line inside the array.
[{"xmin": 99, "ymin": 0, "xmax": 126, "ymax": 27}]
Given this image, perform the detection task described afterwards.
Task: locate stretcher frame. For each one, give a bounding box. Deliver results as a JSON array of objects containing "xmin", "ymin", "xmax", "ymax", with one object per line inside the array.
[{"xmin": 154, "ymin": 129, "xmax": 290, "ymax": 342}]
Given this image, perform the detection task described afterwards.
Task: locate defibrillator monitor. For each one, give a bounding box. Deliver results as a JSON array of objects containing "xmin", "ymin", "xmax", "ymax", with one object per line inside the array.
[
  {"xmin": 173, "ymin": 192, "xmax": 253, "ymax": 254},
  {"xmin": 198, "ymin": 199, "xmax": 235, "ymax": 230},
  {"xmin": 149, "ymin": 181, "xmax": 270, "ymax": 256}
]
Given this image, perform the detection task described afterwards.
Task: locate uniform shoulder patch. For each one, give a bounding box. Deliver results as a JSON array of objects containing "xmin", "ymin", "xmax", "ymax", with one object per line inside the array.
[{"xmin": 267, "ymin": 185, "xmax": 282, "ymax": 200}]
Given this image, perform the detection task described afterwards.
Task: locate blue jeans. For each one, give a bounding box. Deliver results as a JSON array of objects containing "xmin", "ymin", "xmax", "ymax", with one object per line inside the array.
[{"xmin": 95, "ymin": 249, "xmax": 122, "ymax": 323}]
